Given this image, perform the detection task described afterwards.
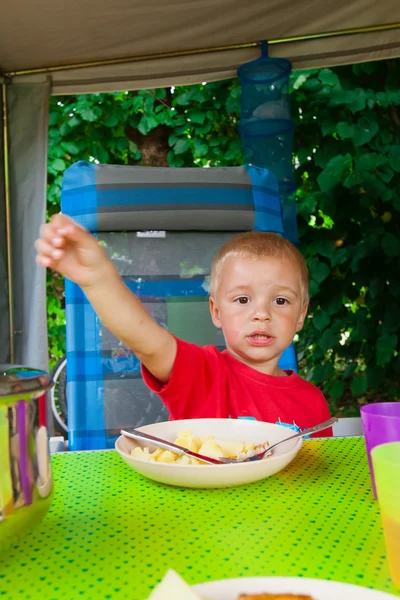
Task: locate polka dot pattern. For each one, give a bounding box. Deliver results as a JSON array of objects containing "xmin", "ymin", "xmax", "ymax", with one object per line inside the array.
[{"xmin": 0, "ymin": 438, "xmax": 398, "ymax": 599}]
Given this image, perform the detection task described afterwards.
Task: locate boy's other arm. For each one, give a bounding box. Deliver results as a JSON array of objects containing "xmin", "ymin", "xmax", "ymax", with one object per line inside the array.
[{"xmin": 35, "ymin": 213, "xmax": 177, "ymax": 383}]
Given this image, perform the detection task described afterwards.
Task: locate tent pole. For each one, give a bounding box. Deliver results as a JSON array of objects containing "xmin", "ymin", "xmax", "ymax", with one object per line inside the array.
[
  {"xmin": 5, "ymin": 21, "xmax": 400, "ymax": 77},
  {"xmin": 1, "ymin": 81, "xmax": 15, "ymax": 363}
]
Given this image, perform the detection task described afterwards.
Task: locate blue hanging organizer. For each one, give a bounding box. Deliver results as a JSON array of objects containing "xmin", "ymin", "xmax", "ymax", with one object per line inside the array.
[{"xmin": 238, "ymin": 41, "xmax": 299, "ymax": 244}]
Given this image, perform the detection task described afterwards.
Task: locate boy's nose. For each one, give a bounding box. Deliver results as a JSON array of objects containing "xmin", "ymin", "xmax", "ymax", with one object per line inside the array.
[
  {"xmin": 253, "ymin": 313, "xmax": 271, "ymax": 321},
  {"xmin": 252, "ymin": 306, "xmax": 272, "ymax": 321}
]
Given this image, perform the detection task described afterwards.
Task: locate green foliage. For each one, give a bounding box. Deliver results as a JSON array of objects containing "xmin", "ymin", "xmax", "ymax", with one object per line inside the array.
[
  {"xmin": 46, "ymin": 82, "xmax": 242, "ymax": 365},
  {"xmin": 292, "ymin": 60, "xmax": 400, "ymax": 414},
  {"xmin": 46, "ymin": 60, "xmax": 400, "ymax": 415}
]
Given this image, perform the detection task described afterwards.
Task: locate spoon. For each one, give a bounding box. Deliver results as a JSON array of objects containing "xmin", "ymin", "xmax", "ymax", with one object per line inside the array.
[{"xmin": 218, "ymin": 416, "xmax": 338, "ymax": 463}]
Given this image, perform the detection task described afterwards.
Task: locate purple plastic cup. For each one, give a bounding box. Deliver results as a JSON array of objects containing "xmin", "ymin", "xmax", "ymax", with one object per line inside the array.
[{"xmin": 361, "ymin": 402, "xmax": 400, "ymax": 499}]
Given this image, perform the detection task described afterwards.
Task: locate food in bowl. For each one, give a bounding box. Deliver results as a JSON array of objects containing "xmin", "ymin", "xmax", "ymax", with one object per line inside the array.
[
  {"xmin": 115, "ymin": 419, "xmax": 303, "ymax": 488},
  {"xmin": 238, "ymin": 595, "xmax": 313, "ymax": 599},
  {"xmin": 130, "ymin": 430, "xmax": 269, "ymax": 464},
  {"xmin": 146, "ymin": 570, "xmax": 314, "ymax": 600}
]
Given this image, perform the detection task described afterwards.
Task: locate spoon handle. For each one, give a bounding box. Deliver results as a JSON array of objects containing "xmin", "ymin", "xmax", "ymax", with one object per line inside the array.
[{"xmin": 120, "ymin": 428, "xmax": 224, "ymax": 465}]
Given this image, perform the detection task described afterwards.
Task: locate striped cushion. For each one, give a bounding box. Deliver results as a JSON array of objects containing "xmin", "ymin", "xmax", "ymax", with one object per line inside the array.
[
  {"xmin": 60, "ymin": 162, "xmax": 290, "ymax": 451},
  {"xmin": 61, "ymin": 161, "xmax": 283, "ymax": 234}
]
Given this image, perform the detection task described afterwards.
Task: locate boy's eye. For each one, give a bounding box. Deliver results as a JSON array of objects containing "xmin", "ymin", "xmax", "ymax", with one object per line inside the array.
[
  {"xmin": 275, "ymin": 297, "xmax": 288, "ymax": 306},
  {"xmin": 235, "ymin": 296, "xmax": 250, "ymax": 304}
]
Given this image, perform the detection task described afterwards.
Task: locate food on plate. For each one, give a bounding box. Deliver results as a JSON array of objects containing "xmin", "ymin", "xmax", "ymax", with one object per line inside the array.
[
  {"xmin": 146, "ymin": 569, "xmax": 202, "ymax": 599},
  {"xmin": 131, "ymin": 430, "xmax": 269, "ymax": 464},
  {"xmin": 238, "ymin": 595, "xmax": 313, "ymax": 599},
  {"xmin": 146, "ymin": 570, "xmax": 314, "ymax": 600}
]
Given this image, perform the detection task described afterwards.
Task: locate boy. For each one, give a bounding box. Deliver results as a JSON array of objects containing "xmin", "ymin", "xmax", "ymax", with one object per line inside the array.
[{"xmin": 35, "ymin": 214, "xmax": 331, "ymax": 435}]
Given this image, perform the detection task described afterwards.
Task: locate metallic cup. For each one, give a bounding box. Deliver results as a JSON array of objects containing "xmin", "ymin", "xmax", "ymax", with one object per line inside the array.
[{"xmin": 0, "ymin": 365, "xmax": 54, "ymax": 554}]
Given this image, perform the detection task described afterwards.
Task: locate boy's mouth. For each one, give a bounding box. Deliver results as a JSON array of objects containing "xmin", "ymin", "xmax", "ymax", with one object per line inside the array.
[{"xmin": 247, "ymin": 331, "xmax": 275, "ymax": 347}]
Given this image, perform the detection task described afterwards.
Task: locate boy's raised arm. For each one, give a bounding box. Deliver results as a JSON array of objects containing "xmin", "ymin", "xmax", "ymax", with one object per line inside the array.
[{"xmin": 35, "ymin": 214, "xmax": 177, "ymax": 383}]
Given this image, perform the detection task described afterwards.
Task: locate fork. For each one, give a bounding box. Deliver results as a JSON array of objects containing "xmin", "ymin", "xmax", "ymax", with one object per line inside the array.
[
  {"xmin": 121, "ymin": 428, "xmax": 225, "ymax": 464},
  {"xmin": 217, "ymin": 417, "xmax": 338, "ymax": 463}
]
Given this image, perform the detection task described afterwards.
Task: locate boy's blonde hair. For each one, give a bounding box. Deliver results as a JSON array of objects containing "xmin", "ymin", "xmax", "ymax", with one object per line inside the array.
[{"xmin": 209, "ymin": 231, "xmax": 309, "ymax": 304}]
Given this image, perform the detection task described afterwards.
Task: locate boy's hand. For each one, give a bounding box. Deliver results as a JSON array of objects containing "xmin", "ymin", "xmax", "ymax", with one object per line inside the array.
[
  {"xmin": 35, "ymin": 213, "xmax": 177, "ymax": 383},
  {"xmin": 35, "ymin": 214, "xmax": 114, "ymax": 289}
]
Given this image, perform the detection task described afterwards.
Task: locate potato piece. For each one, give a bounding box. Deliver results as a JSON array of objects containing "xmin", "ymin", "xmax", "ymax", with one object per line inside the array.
[
  {"xmin": 130, "ymin": 446, "xmax": 145, "ymax": 458},
  {"xmin": 216, "ymin": 438, "xmax": 245, "ymax": 459},
  {"xmin": 131, "ymin": 447, "xmax": 156, "ymax": 461},
  {"xmin": 175, "ymin": 432, "xmax": 202, "ymax": 453},
  {"xmin": 198, "ymin": 438, "xmax": 224, "ymax": 459},
  {"xmin": 157, "ymin": 450, "xmax": 179, "ymax": 463},
  {"xmin": 175, "ymin": 455, "xmax": 192, "ymax": 465}
]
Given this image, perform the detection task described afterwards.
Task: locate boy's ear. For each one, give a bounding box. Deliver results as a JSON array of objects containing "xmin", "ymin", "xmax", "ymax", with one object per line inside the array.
[
  {"xmin": 296, "ymin": 301, "xmax": 309, "ymax": 332},
  {"xmin": 209, "ymin": 297, "xmax": 222, "ymax": 329}
]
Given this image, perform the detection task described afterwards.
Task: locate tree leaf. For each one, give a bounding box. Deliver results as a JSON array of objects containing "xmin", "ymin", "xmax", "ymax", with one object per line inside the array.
[
  {"xmin": 48, "ymin": 112, "xmax": 60, "ymax": 126},
  {"xmin": 313, "ymin": 311, "xmax": 331, "ymax": 331},
  {"xmin": 317, "ymin": 154, "xmax": 352, "ymax": 192},
  {"xmin": 225, "ymin": 93, "xmax": 241, "ymax": 113},
  {"xmin": 310, "ymin": 260, "xmax": 331, "ymax": 284},
  {"xmin": 355, "ymin": 152, "xmax": 386, "ymax": 172},
  {"xmin": 362, "ymin": 172, "xmax": 386, "ymax": 198},
  {"xmin": 319, "ymin": 69, "xmax": 340, "ymax": 86},
  {"xmin": 128, "ymin": 141, "xmax": 141, "ymax": 161},
  {"xmin": 376, "ymin": 166, "xmax": 394, "ymax": 183},
  {"xmin": 377, "ymin": 347, "xmax": 396, "ymax": 365},
  {"xmin": 104, "ymin": 112, "xmax": 120, "ymax": 128},
  {"xmin": 174, "ymin": 91, "xmax": 193, "ymax": 106},
  {"xmin": 321, "ymin": 119, "xmax": 337, "ymax": 137},
  {"xmin": 138, "ymin": 115, "xmax": 159, "ymax": 135},
  {"xmin": 382, "ymin": 233, "xmax": 400, "ymax": 257},
  {"xmin": 353, "ymin": 117, "xmax": 379, "ymax": 146},
  {"xmin": 329, "ymin": 88, "xmax": 367, "ymax": 113},
  {"xmin": 51, "ymin": 159, "xmax": 66, "ymax": 172},
  {"xmin": 350, "ymin": 374, "xmax": 368, "ymax": 396},
  {"xmin": 318, "ymin": 328, "xmax": 337, "ymax": 353},
  {"xmin": 389, "ymin": 155, "xmax": 400, "ymax": 173},
  {"xmin": 188, "ymin": 109, "xmax": 206, "ymax": 125},
  {"xmin": 326, "ymin": 380, "xmax": 344, "ymax": 400},
  {"xmin": 172, "ymin": 138, "xmax": 191, "ymax": 155},
  {"xmin": 336, "ymin": 122, "xmax": 354, "ymax": 139},
  {"xmin": 193, "ymin": 139, "xmax": 208, "ymax": 157},
  {"xmin": 62, "ymin": 142, "xmax": 80, "ymax": 155},
  {"xmin": 312, "ymin": 363, "xmax": 335, "ymax": 383},
  {"xmin": 80, "ymin": 108, "xmax": 99, "ymax": 122}
]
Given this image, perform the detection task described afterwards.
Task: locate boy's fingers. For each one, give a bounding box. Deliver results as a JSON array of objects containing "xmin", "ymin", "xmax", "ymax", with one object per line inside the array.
[
  {"xmin": 35, "ymin": 239, "xmax": 64, "ymax": 260},
  {"xmin": 57, "ymin": 222, "xmax": 90, "ymax": 244},
  {"xmin": 35, "ymin": 254, "xmax": 53, "ymax": 267},
  {"xmin": 51, "ymin": 213, "xmax": 76, "ymax": 229},
  {"xmin": 39, "ymin": 222, "xmax": 59, "ymax": 242}
]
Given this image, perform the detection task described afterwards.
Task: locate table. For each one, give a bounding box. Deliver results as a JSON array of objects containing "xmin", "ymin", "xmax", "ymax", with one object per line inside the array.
[{"xmin": 0, "ymin": 437, "xmax": 399, "ymax": 599}]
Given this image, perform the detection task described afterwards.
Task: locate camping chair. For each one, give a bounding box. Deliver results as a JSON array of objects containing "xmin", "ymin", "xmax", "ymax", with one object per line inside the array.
[{"xmin": 61, "ymin": 161, "xmax": 297, "ymax": 451}]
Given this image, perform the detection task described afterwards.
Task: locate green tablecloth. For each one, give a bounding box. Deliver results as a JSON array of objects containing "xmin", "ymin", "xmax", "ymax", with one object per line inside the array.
[{"xmin": 1, "ymin": 437, "xmax": 399, "ymax": 599}]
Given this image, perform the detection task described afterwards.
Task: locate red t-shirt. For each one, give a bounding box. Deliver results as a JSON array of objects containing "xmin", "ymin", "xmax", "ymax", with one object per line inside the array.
[{"xmin": 142, "ymin": 338, "xmax": 332, "ymax": 437}]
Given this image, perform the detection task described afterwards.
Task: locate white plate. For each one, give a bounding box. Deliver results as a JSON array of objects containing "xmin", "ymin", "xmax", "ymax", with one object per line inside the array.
[
  {"xmin": 115, "ymin": 418, "xmax": 302, "ymax": 489},
  {"xmin": 193, "ymin": 576, "xmax": 399, "ymax": 599}
]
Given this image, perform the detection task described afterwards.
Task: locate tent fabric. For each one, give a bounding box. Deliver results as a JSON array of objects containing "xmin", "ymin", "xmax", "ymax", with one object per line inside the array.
[
  {"xmin": 1, "ymin": 1, "xmax": 400, "ymax": 94},
  {"xmin": 7, "ymin": 81, "xmax": 50, "ymax": 372},
  {"xmin": 1, "ymin": 0, "xmax": 400, "ymax": 375},
  {"xmin": 0, "ymin": 91, "xmax": 9, "ymax": 364}
]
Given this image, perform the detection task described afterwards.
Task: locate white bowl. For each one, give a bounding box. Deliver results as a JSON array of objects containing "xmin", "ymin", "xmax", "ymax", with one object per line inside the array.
[{"xmin": 115, "ymin": 418, "xmax": 302, "ymax": 489}]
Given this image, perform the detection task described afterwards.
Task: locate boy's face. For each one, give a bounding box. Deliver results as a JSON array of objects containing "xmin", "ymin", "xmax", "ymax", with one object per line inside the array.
[{"xmin": 209, "ymin": 255, "xmax": 308, "ymax": 375}]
